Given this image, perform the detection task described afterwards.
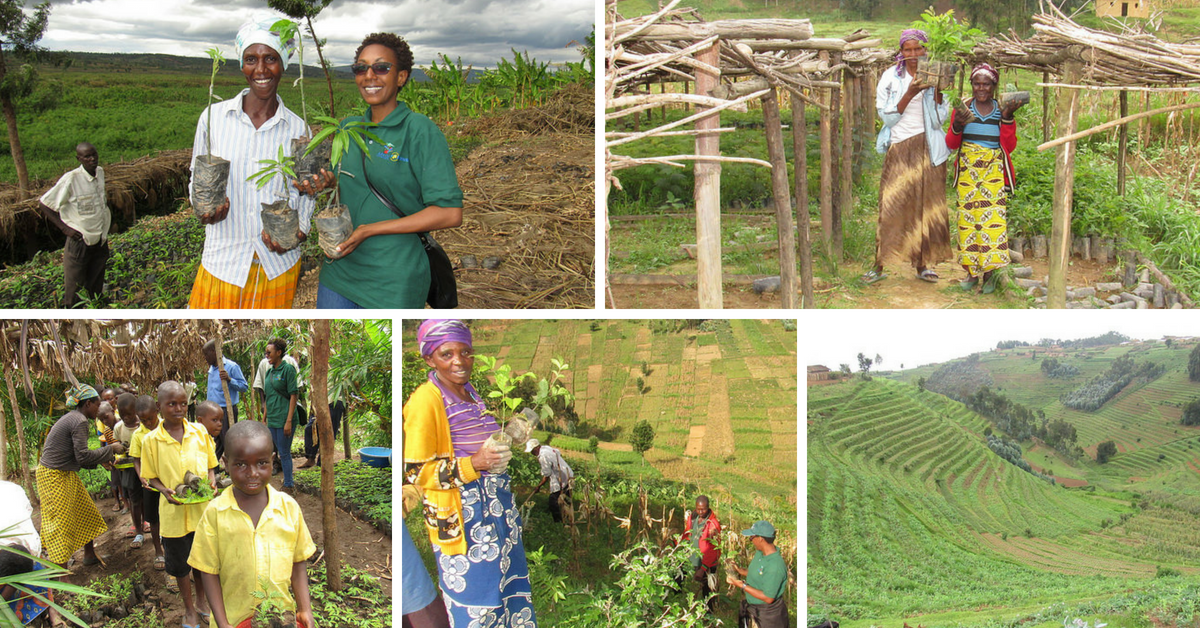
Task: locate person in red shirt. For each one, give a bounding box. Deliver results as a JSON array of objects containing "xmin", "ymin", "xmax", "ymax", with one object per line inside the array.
[{"xmin": 682, "ymin": 495, "xmax": 721, "ymax": 612}]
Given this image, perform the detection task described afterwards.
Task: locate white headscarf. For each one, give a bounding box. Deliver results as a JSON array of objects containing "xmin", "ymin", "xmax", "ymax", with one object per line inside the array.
[{"xmin": 235, "ymin": 17, "xmax": 296, "ymax": 71}]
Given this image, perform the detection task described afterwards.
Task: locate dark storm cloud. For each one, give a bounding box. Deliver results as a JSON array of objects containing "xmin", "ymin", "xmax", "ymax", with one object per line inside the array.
[{"xmin": 37, "ymin": 0, "xmax": 594, "ymax": 67}]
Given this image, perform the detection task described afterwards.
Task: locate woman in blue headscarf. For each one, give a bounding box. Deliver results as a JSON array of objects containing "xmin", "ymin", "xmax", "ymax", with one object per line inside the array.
[{"xmin": 863, "ymin": 28, "xmax": 952, "ymax": 286}]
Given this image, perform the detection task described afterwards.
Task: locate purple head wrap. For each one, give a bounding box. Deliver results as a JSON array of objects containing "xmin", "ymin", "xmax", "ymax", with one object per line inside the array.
[
  {"xmin": 896, "ymin": 28, "xmax": 929, "ymax": 75},
  {"xmin": 417, "ymin": 320, "xmax": 473, "ymax": 357},
  {"xmin": 971, "ymin": 63, "xmax": 999, "ymax": 84}
]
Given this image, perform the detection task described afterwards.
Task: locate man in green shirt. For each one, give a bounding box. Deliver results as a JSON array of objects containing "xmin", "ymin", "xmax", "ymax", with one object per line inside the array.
[
  {"xmin": 727, "ymin": 520, "xmax": 789, "ymax": 628},
  {"xmin": 261, "ymin": 337, "xmax": 299, "ymax": 492}
]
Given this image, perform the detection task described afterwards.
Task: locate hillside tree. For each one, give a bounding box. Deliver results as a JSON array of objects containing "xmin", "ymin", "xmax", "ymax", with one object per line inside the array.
[
  {"xmin": 1096, "ymin": 440, "xmax": 1117, "ymax": 464},
  {"xmin": 838, "ymin": 363, "xmax": 851, "ymax": 378},
  {"xmin": 0, "ymin": 0, "xmax": 51, "ymax": 200},
  {"xmin": 1190, "ymin": 344, "xmax": 1200, "ymax": 382},
  {"xmin": 857, "ymin": 352, "xmax": 872, "ymax": 381},
  {"xmin": 630, "ymin": 420, "xmax": 655, "ymax": 464},
  {"xmin": 1183, "ymin": 399, "xmax": 1200, "ymax": 426},
  {"xmin": 267, "ymin": 0, "xmax": 337, "ymax": 116}
]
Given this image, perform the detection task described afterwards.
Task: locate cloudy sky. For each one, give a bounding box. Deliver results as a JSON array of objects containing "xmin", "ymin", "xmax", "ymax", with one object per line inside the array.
[
  {"xmin": 804, "ymin": 310, "xmax": 1200, "ymax": 373},
  {"xmin": 37, "ymin": 0, "xmax": 595, "ymax": 68}
]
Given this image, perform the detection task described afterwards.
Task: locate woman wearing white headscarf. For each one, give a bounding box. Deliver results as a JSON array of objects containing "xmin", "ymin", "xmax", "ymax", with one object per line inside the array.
[{"xmin": 188, "ymin": 18, "xmax": 314, "ymax": 309}]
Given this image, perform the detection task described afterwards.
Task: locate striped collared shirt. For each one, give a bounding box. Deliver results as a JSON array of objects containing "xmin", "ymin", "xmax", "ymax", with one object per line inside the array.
[{"xmin": 189, "ymin": 89, "xmax": 314, "ymax": 286}]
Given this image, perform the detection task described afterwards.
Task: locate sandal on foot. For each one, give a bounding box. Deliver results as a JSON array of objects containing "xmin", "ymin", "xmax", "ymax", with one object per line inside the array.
[
  {"xmin": 131, "ymin": 534, "xmax": 143, "ymax": 549},
  {"xmin": 82, "ymin": 554, "xmax": 108, "ymax": 567},
  {"xmin": 860, "ymin": 269, "xmax": 888, "ymax": 284},
  {"xmin": 143, "ymin": 521, "xmax": 152, "ymax": 533},
  {"xmin": 126, "ymin": 525, "xmax": 138, "ymax": 538},
  {"xmin": 917, "ymin": 269, "xmax": 939, "ymax": 283},
  {"xmin": 166, "ymin": 579, "xmax": 179, "ymax": 594},
  {"xmin": 960, "ymin": 276, "xmax": 979, "ymax": 291},
  {"xmin": 153, "ymin": 555, "xmax": 166, "ymax": 571},
  {"xmin": 198, "ymin": 611, "xmax": 211, "ymax": 625}
]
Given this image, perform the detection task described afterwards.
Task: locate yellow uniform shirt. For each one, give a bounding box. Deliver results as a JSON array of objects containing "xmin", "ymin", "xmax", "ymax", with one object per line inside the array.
[
  {"xmin": 128, "ymin": 424, "xmax": 152, "ymax": 459},
  {"xmin": 188, "ymin": 485, "xmax": 316, "ymax": 628},
  {"xmin": 140, "ymin": 421, "xmax": 218, "ymax": 538}
]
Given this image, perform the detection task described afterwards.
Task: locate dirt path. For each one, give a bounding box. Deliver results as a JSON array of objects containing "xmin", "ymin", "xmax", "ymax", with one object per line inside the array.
[
  {"xmin": 36, "ymin": 460, "xmax": 390, "ymax": 626},
  {"xmin": 611, "ymin": 257, "xmax": 1116, "ymax": 309}
]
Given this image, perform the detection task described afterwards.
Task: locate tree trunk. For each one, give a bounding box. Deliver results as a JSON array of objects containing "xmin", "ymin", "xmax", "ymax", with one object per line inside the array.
[
  {"xmin": 214, "ymin": 334, "xmax": 235, "ymax": 422},
  {"xmin": 341, "ymin": 403, "xmax": 351, "ymax": 461},
  {"xmin": 1049, "ymin": 63, "xmax": 1082, "ymax": 309},
  {"xmin": 1, "ymin": 94, "xmax": 31, "ymax": 201},
  {"xmin": 311, "ymin": 320, "xmax": 342, "ymax": 591},
  {"xmin": 791, "ymin": 95, "xmax": 815, "ymax": 308},
  {"xmin": 306, "ymin": 16, "xmax": 337, "ymax": 118},
  {"xmin": 4, "ymin": 367, "xmax": 35, "ymax": 506}
]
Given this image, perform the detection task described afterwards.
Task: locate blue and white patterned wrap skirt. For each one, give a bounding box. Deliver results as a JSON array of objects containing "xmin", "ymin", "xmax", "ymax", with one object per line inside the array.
[{"xmin": 434, "ymin": 472, "xmax": 537, "ymax": 628}]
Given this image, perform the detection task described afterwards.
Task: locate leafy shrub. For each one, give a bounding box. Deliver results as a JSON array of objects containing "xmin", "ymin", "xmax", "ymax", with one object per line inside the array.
[
  {"xmin": 1183, "ymin": 398, "xmax": 1200, "ymax": 426},
  {"xmin": 1062, "ymin": 355, "xmax": 1165, "ymax": 411},
  {"xmin": 1096, "ymin": 440, "xmax": 1117, "ymax": 464},
  {"xmin": 1156, "ymin": 566, "xmax": 1182, "ymax": 578}
]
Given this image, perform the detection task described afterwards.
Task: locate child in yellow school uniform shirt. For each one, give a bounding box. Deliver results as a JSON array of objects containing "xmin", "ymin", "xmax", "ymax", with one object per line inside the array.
[
  {"xmin": 141, "ymin": 381, "xmax": 217, "ymax": 628},
  {"xmin": 190, "ymin": 420, "xmax": 316, "ymax": 628}
]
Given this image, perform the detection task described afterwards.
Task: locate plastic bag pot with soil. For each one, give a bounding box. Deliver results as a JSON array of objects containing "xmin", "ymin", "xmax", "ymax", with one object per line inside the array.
[
  {"xmin": 261, "ymin": 199, "xmax": 301, "ymax": 251},
  {"xmin": 314, "ymin": 204, "xmax": 354, "ymax": 258},
  {"xmin": 292, "ymin": 137, "xmax": 332, "ymax": 183},
  {"xmin": 916, "ymin": 58, "xmax": 957, "ymax": 91},
  {"xmin": 193, "ymin": 154, "xmax": 230, "ymax": 218},
  {"xmin": 1000, "ymin": 91, "xmax": 1030, "ymax": 109}
]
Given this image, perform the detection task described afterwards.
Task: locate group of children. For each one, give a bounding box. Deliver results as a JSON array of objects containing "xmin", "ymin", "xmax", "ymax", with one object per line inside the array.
[{"xmin": 83, "ymin": 382, "xmax": 316, "ymax": 628}]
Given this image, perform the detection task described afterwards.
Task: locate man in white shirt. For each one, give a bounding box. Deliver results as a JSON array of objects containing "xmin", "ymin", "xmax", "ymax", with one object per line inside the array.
[
  {"xmin": 526, "ymin": 439, "xmax": 574, "ymax": 523},
  {"xmin": 38, "ymin": 142, "xmax": 112, "ymax": 308}
]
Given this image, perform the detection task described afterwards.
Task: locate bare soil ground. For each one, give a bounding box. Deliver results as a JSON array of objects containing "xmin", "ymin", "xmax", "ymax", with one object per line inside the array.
[
  {"xmin": 610, "ymin": 256, "xmax": 1117, "ymax": 309},
  {"xmin": 31, "ymin": 452, "xmax": 390, "ymax": 627}
]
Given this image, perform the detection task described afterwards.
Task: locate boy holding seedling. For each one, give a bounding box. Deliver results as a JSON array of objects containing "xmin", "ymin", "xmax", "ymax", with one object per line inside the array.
[
  {"xmin": 190, "ymin": 420, "xmax": 316, "ymax": 628},
  {"xmin": 113, "ymin": 393, "xmax": 146, "ymax": 545},
  {"xmin": 130, "ymin": 394, "xmax": 166, "ymax": 569},
  {"xmin": 142, "ymin": 381, "xmax": 217, "ymax": 628},
  {"xmin": 38, "ymin": 142, "xmax": 112, "ymax": 308}
]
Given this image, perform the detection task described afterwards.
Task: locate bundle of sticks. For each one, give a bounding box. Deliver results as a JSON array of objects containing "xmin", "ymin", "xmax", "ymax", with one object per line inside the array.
[{"xmin": 972, "ymin": 2, "xmax": 1200, "ymax": 86}]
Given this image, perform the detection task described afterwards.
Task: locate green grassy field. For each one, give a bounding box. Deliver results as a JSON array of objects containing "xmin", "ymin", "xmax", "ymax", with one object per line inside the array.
[
  {"xmin": 470, "ymin": 318, "xmax": 798, "ymax": 507},
  {"xmin": 816, "ymin": 339, "xmax": 1200, "ymax": 627}
]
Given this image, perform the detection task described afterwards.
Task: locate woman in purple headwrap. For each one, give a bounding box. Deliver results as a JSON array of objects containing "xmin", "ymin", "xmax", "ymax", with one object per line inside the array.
[
  {"xmin": 403, "ymin": 320, "xmax": 537, "ymax": 627},
  {"xmin": 864, "ymin": 28, "xmax": 952, "ymax": 286},
  {"xmin": 946, "ymin": 62, "xmax": 1024, "ymax": 293}
]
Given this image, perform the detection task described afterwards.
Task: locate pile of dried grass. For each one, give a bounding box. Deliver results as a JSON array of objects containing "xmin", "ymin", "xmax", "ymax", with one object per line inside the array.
[
  {"xmin": 464, "ymin": 82, "xmax": 595, "ymax": 138},
  {"xmin": 444, "ymin": 83, "xmax": 595, "ymax": 309},
  {"xmin": 0, "ymin": 150, "xmax": 192, "ymax": 244}
]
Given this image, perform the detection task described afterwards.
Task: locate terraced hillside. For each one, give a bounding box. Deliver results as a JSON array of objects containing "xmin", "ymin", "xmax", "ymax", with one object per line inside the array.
[
  {"xmin": 809, "ymin": 376, "xmax": 1200, "ymax": 627},
  {"xmin": 469, "ymin": 319, "xmax": 797, "ymax": 505}
]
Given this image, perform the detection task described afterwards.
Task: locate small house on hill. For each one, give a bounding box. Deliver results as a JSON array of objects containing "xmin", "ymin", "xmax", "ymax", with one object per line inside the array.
[{"xmin": 808, "ymin": 365, "xmax": 833, "ymax": 383}]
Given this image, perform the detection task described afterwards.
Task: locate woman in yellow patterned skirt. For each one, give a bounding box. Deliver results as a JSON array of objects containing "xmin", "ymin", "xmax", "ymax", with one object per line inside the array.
[
  {"xmin": 945, "ymin": 63, "xmax": 1026, "ymax": 293},
  {"xmin": 36, "ymin": 384, "xmax": 125, "ymax": 566}
]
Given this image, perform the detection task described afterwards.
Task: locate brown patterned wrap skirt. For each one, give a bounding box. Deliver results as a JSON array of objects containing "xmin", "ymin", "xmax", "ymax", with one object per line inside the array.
[{"xmin": 875, "ymin": 134, "xmax": 952, "ymax": 270}]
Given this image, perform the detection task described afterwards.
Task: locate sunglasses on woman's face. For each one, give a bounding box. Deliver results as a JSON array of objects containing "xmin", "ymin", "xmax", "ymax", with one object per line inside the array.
[{"xmin": 351, "ymin": 62, "xmax": 394, "ymax": 76}]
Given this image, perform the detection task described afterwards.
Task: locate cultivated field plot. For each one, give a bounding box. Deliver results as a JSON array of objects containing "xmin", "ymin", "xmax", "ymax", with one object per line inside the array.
[
  {"xmin": 821, "ymin": 338, "xmax": 1200, "ymax": 627},
  {"xmin": 471, "ymin": 319, "xmax": 798, "ymax": 504}
]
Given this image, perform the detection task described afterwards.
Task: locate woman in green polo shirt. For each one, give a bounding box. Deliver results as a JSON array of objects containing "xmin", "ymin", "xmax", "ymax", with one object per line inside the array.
[
  {"xmin": 312, "ymin": 32, "xmax": 464, "ymax": 309},
  {"xmin": 262, "ymin": 337, "xmax": 300, "ymax": 490}
]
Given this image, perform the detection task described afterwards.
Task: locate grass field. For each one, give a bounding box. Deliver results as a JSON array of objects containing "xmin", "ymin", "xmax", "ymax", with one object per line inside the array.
[
  {"xmin": 815, "ymin": 338, "xmax": 1200, "ymax": 627},
  {"xmin": 470, "ymin": 318, "xmax": 799, "ymax": 508}
]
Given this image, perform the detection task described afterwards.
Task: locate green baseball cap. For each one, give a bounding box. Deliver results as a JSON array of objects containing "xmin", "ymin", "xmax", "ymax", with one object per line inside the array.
[{"xmin": 741, "ymin": 520, "xmax": 775, "ymax": 537}]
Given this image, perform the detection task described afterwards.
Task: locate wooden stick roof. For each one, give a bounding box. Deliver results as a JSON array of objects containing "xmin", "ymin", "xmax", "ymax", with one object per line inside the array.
[{"xmin": 973, "ymin": 3, "xmax": 1200, "ymax": 87}]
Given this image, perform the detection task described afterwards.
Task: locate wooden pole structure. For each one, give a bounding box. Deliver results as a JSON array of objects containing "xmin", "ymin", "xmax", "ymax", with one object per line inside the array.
[
  {"xmin": 839, "ymin": 65, "xmax": 854, "ymax": 232},
  {"xmin": 760, "ymin": 88, "xmax": 799, "ymax": 308},
  {"xmin": 1042, "ymin": 71, "xmax": 1052, "ymax": 143},
  {"xmin": 694, "ymin": 41, "xmax": 723, "ymax": 309},
  {"xmin": 1049, "ymin": 63, "xmax": 1083, "ymax": 309},
  {"xmin": 1118, "ymin": 90, "xmax": 1128, "ymax": 196},
  {"xmin": 311, "ymin": 320, "xmax": 342, "ymax": 591},
  {"xmin": 4, "ymin": 368, "xmax": 34, "ymax": 506},
  {"xmin": 0, "ymin": 378, "xmax": 7, "ymax": 481},
  {"xmin": 818, "ymin": 52, "xmax": 834, "ymax": 261},
  {"xmin": 792, "ymin": 95, "xmax": 815, "ymax": 308},
  {"xmin": 829, "ymin": 53, "xmax": 843, "ymax": 260}
]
